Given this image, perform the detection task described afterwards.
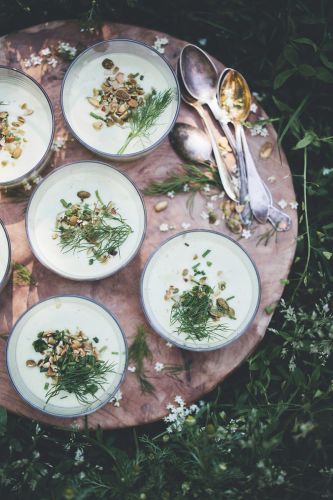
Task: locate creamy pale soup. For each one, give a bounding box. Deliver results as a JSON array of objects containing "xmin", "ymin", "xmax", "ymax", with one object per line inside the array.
[
  {"xmin": 141, "ymin": 231, "xmax": 260, "ymax": 350},
  {"xmin": 0, "ymin": 223, "xmax": 10, "ymax": 286},
  {"xmin": 63, "ymin": 52, "xmax": 178, "ymax": 155},
  {"xmin": 7, "ymin": 296, "xmax": 127, "ymax": 415},
  {"xmin": 0, "ymin": 79, "xmax": 52, "ymax": 185},
  {"xmin": 26, "ymin": 162, "xmax": 146, "ymax": 280}
]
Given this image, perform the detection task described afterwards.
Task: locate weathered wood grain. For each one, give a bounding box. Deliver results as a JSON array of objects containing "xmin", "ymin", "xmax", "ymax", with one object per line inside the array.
[{"xmin": 0, "ymin": 20, "xmax": 297, "ymax": 429}]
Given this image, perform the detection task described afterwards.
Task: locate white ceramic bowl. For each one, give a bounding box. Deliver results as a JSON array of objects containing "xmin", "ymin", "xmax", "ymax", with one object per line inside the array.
[
  {"xmin": 6, "ymin": 295, "xmax": 128, "ymax": 418},
  {"xmin": 141, "ymin": 230, "xmax": 261, "ymax": 351},
  {"xmin": 0, "ymin": 66, "xmax": 54, "ymax": 188},
  {"xmin": 0, "ymin": 218, "xmax": 11, "ymax": 293},
  {"xmin": 26, "ymin": 160, "xmax": 146, "ymax": 281},
  {"xmin": 61, "ymin": 39, "xmax": 180, "ymax": 161}
]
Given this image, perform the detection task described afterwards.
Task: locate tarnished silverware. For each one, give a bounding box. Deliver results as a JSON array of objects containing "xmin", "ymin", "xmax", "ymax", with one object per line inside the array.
[{"xmin": 177, "ymin": 62, "xmax": 238, "ymax": 201}]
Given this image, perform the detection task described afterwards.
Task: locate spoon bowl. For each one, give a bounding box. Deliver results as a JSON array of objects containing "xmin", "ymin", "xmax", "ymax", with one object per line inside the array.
[
  {"xmin": 179, "ymin": 44, "xmax": 218, "ymax": 102},
  {"xmin": 218, "ymin": 69, "xmax": 251, "ymax": 123},
  {"xmin": 169, "ymin": 123, "xmax": 212, "ymax": 163}
]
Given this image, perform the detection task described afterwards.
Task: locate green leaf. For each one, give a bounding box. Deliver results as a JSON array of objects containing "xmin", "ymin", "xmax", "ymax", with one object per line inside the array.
[
  {"xmin": 315, "ymin": 67, "xmax": 333, "ymax": 83},
  {"xmin": 320, "ymin": 52, "xmax": 333, "ymax": 70},
  {"xmin": 298, "ymin": 64, "xmax": 316, "ymax": 77},
  {"xmin": 274, "ymin": 69, "xmax": 296, "ymax": 89},
  {"xmin": 293, "ymin": 37, "xmax": 317, "ymax": 51},
  {"xmin": 272, "ymin": 96, "xmax": 293, "ymax": 113},
  {"xmin": 323, "ymin": 251, "xmax": 332, "ymax": 260},
  {"xmin": 283, "ymin": 45, "xmax": 300, "ymax": 66},
  {"xmin": 0, "ymin": 407, "xmax": 7, "ymax": 436},
  {"xmin": 294, "ymin": 130, "xmax": 318, "ymax": 150}
]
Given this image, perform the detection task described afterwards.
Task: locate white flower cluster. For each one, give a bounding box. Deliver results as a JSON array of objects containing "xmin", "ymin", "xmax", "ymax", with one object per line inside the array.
[
  {"xmin": 24, "ymin": 47, "xmax": 58, "ymax": 69},
  {"xmin": 152, "ymin": 36, "xmax": 169, "ymax": 54},
  {"xmin": 164, "ymin": 397, "xmax": 204, "ymax": 433},
  {"xmin": 57, "ymin": 42, "xmax": 77, "ymax": 59},
  {"xmin": 250, "ymin": 122, "xmax": 269, "ymax": 137}
]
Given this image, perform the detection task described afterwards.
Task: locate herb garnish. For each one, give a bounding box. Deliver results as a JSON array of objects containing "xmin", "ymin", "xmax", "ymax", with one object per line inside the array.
[
  {"xmin": 55, "ymin": 190, "xmax": 132, "ymax": 264},
  {"xmin": 12, "ymin": 262, "xmax": 38, "ymax": 286},
  {"xmin": 170, "ymin": 282, "xmax": 229, "ymax": 341},
  {"xmin": 129, "ymin": 325, "xmax": 155, "ymax": 394},
  {"xmin": 27, "ymin": 329, "xmax": 115, "ymax": 404},
  {"xmin": 117, "ymin": 88, "xmax": 175, "ymax": 154}
]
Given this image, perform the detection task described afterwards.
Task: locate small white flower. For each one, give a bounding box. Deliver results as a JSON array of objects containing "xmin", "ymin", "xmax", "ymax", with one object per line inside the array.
[
  {"xmin": 23, "ymin": 182, "xmax": 32, "ymax": 192},
  {"xmin": 32, "ymin": 176, "xmax": 42, "ymax": 185},
  {"xmin": 323, "ymin": 303, "xmax": 329, "ymax": 313},
  {"xmin": 210, "ymin": 194, "xmax": 218, "ymax": 201},
  {"xmin": 167, "ymin": 191, "xmax": 175, "ymax": 199},
  {"xmin": 40, "ymin": 47, "xmax": 51, "ymax": 57},
  {"xmin": 278, "ymin": 199, "xmax": 287, "ymax": 209},
  {"xmin": 52, "ymin": 136, "xmax": 66, "ymax": 151},
  {"xmin": 152, "ymin": 36, "xmax": 169, "ymax": 53},
  {"xmin": 289, "ymin": 201, "xmax": 298, "ymax": 210},
  {"xmin": 260, "ymin": 127, "xmax": 269, "ymax": 137},
  {"xmin": 203, "ymin": 184, "xmax": 211, "ymax": 192},
  {"xmin": 166, "ymin": 341, "xmax": 173, "ymax": 348},
  {"xmin": 183, "ymin": 183, "xmax": 190, "ymax": 192},
  {"xmin": 74, "ymin": 448, "xmax": 84, "ymax": 463},
  {"xmin": 48, "ymin": 57, "xmax": 58, "ymax": 68},
  {"xmin": 250, "ymin": 103, "xmax": 258, "ymax": 113},
  {"xmin": 242, "ymin": 229, "xmax": 252, "ymax": 239},
  {"xmin": 175, "ymin": 395, "xmax": 185, "ymax": 405},
  {"xmin": 154, "ymin": 362, "xmax": 164, "ymax": 372},
  {"xmin": 207, "ymin": 202, "xmax": 214, "ymax": 209},
  {"xmin": 200, "ymin": 211, "xmax": 209, "ymax": 220},
  {"xmin": 128, "ymin": 365, "xmax": 136, "ymax": 373},
  {"xmin": 181, "ymin": 222, "xmax": 191, "ymax": 230},
  {"xmin": 322, "ymin": 167, "xmax": 333, "ymax": 176},
  {"xmin": 197, "ymin": 37, "xmax": 207, "ymax": 46},
  {"xmin": 267, "ymin": 176, "xmax": 276, "ymax": 183},
  {"xmin": 214, "ymin": 219, "xmax": 221, "ymax": 226},
  {"xmin": 166, "ymin": 403, "xmax": 175, "ymax": 410},
  {"xmin": 159, "ymin": 223, "xmax": 169, "ymax": 232}
]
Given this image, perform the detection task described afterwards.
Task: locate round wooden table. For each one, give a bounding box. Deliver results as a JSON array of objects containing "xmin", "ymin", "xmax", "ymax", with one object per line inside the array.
[{"xmin": 0, "ymin": 20, "xmax": 297, "ymax": 429}]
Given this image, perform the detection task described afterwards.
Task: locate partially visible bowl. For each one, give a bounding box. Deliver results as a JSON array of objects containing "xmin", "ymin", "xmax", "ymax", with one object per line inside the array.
[
  {"xmin": 0, "ymin": 218, "xmax": 11, "ymax": 293},
  {"xmin": 141, "ymin": 230, "xmax": 261, "ymax": 351},
  {"xmin": 61, "ymin": 39, "xmax": 180, "ymax": 161},
  {"xmin": 0, "ymin": 66, "xmax": 54, "ymax": 188},
  {"xmin": 26, "ymin": 160, "xmax": 146, "ymax": 281},
  {"xmin": 6, "ymin": 295, "xmax": 128, "ymax": 418}
]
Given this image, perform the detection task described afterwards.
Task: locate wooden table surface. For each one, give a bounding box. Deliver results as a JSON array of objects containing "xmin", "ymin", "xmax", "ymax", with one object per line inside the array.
[{"xmin": 0, "ymin": 20, "xmax": 297, "ymax": 429}]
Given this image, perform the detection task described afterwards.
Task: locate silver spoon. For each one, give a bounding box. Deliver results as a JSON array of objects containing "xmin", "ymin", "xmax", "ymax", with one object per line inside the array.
[
  {"xmin": 177, "ymin": 62, "xmax": 238, "ymax": 201},
  {"xmin": 218, "ymin": 68, "xmax": 270, "ymax": 224},
  {"xmin": 178, "ymin": 44, "xmax": 290, "ymax": 231},
  {"xmin": 179, "ymin": 44, "xmax": 251, "ymax": 225},
  {"xmin": 170, "ymin": 122, "xmax": 291, "ymax": 232}
]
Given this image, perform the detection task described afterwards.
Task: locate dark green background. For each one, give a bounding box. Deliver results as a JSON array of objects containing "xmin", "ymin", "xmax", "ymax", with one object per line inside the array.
[{"xmin": 0, "ymin": 1, "xmax": 332, "ymax": 498}]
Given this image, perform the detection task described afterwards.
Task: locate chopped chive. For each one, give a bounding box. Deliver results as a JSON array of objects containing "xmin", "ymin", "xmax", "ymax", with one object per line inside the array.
[
  {"xmin": 111, "ymin": 351, "xmax": 119, "ymax": 355},
  {"xmin": 202, "ymin": 249, "xmax": 211, "ymax": 258},
  {"xmin": 226, "ymin": 296, "xmax": 235, "ymax": 301},
  {"xmin": 207, "ymin": 261, "xmax": 212, "ymax": 267},
  {"xmin": 192, "ymin": 263, "xmax": 200, "ymax": 270},
  {"xmin": 93, "ymin": 337, "xmax": 99, "ymax": 343},
  {"xmin": 184, "ymin": 242, "xmax": 190, "ymax": 247},
  {"xmin": 44, "ymin": 383, "xmax": 49, "ymax": 390}
]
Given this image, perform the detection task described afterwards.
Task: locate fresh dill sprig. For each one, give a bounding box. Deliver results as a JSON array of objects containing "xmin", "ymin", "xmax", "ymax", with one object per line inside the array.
[
  {"xmin": 117, "ymin": 88, "xmax": 175, "ymax": 154},
  {"xmin": 12, "ymin": 262, "xmax": 38, "ymax": 286},
  {"xmin": 171, "ymin": 283, "xmax": 229, "ymax": 342},
  {"xmin": 129, "ymin": 325, "xmax": 155, "ymax": 394},
  {"xmin": 46, "ymin": 351, "xmax": 115, "ymax": 404},
  {"xmin": 144, "ymin": 163, "xmax": 221, "ymax": 196},
  {"xmin": 56, "ymin": 190, "xmax": 132, "ymax": 264}
]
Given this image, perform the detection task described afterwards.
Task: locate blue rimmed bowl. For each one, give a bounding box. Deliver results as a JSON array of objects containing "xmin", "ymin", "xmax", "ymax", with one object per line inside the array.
[
  {"xmin": 6, "ymin": 295, "xmax": 128, "ymax": 418},
  {"xmin": 61, "ymin": 39, "xmax": 180, "ymax": 161},
  {"xmin": 0, "ymin": 66, "xmax": 54, "ymax": 188}
]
